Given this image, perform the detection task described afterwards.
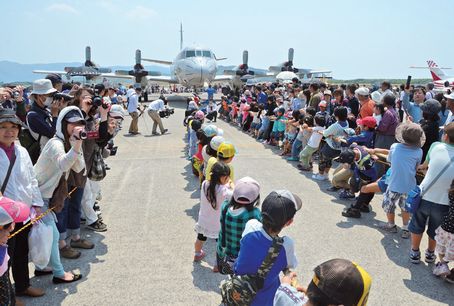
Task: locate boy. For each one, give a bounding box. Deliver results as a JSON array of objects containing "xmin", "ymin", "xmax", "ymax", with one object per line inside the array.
[
  {"xmin": 372, "ymin": 122, "xmax": 424, "ymax": 238},
  {"xmin": 347, "ymin": 116, "xmax": 376, "ymax": 148},
  {"xmin": 234, "ymin": 190, "xmax": 302, "ymax": 306},
  {"xmin": 271, "ymin": 108, "xmax": 287, "ymax": 147}
]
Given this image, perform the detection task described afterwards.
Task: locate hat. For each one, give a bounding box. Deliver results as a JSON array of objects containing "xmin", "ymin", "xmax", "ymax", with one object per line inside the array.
[
  {"xmin": 217, "ymin": 142, "xmax": 236, "ymax": 159},
  {"xmin": 0, "ymin": 108, "xmax": 23, "ymax": 127},
  {"xmin": 210, "ymin": 136, "xmax": 225, "ymax": 151},
  {"xmin": 420, "ymin": 99, "xmax": 441, "ymax": 115},
  {"xmin": 95, "ymin": 83, "xmax": 106, "ymax": 93},
  {"xmin": 63, "ymin": 109, "xmax": 86, "ymax": 125},
  {"xmin": 370, "ymin": 91, "xmax": 382, "ymax": 104},
  {"xmin": 337, "ymin": 149, "xmax": 355, "ymax": 164},
  {"xmin": 233, "ymin": 177, "xmax": 260, "ymax": 205},
  {"xmin": 356, "ymin": 116, "xmax": 377, "ymax": 129},
  {"xmin": 0, "ymin": 196, "xmax": 30, "ymax": 226},
  {"xmin": 194, "ymin": 110, "xmax": 205, "ymax": 120},
  {"xmin": 277, "ymin": 107, "xmax": 285, "ymax": 114},
  {"xmin": 261, "ymin": 190, "xmax": 302, "ymax": 228},
  {"xmin": 323, "ymin": 90, "xmax": 332, "ymax": 96},
  {"xmin": 395, "ymin": 122, "xmax": 425, "ymax": 147},
  {"xmin": 308, "ymin": 258, "xmax": 372, "ymax": 306},
  {"xmin": 31, "ymin": 79, "xmax": 57, "ymax": 95},
  {"xmin": 319, "ymin": 101, "xmax": 327, "ymax": 108},
  {"xmin": 109, "ymin": 104, "xmax": 125, "ymax": 119},
  {"xmin": 444, "ymin": 92, "xmax": 454, "ymax": 100},
  {"xmin": 355, "ymin": 87, "xmax": 370, "ymax": 96},
  {"xmin": 45, "ymin": 74, "xmax": 63, "ymax": 85},
  {"xmin": 244, "ymin": 90, "xmax": 251, "ymax": 96},
  {"xmin": 203, "ymin": 124, "xmax": 218, "ymax": 137}
]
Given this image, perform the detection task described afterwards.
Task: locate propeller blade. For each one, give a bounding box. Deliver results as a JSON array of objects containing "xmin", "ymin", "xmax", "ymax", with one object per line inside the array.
[
  {"xmin": 243, "ymin": 50, "xmax": 248, "ymax": 66},
  {"xmin": 288, "ymin": 48, "xmax": 294, "ymax": 63},
  {"xmin": 115, "ymin": 70, "xmax": 131, "ymax": 75},
  {"xmin": 85, "ymin": 46, "xmax": 91, "ymax": 62},
  {"xmin": 135, "ymin": 49, "xmax": 141, "ymax": 65}
]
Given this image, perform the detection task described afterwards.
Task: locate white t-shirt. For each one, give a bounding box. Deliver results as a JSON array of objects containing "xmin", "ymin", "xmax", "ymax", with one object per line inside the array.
[
  {"xmin": 147, "ymin": 99, "xmax": 165, "ymax": 112},
  {"xmin": 307, "ymin": 126, "xmax": 325, "ymax": 148},
  {"xmin": 421, "ymin": 142, "xmax": 454, "ymax": 205}
]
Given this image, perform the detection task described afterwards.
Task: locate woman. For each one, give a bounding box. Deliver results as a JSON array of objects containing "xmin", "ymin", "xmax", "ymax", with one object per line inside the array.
[
  {"xmin": 34, "ymin": 106, "xmax": 85, "ymax": 283},
  {"xmin": 420, "ymin": 99, "xmax": 441, "ymax": 161},
  {"xmin": 0, "ymin": 108, "xmax": 45, "ymax": 300}
]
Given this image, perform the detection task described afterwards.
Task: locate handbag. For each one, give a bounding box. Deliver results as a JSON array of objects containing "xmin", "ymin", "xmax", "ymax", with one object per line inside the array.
[
  {"xmin": 405, "ymin": 155, "xmax": 454, "ymax": 213},
  {"xmin": 49, "ymin": 173, "xmax": 68, "ymax": 213},
  {"xmin": 220, "ymin": 237, "xmax": 284, "ymax": 306},
  {"xmin": 88, "ymin": 146, "xmax": 107, "ymax": 181}
]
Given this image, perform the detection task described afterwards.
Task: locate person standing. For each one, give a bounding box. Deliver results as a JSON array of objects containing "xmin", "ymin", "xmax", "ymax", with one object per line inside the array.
[
  {"xmin": 127, "ymin": 87, "xmax": 141, "ymax": 135},
  {"xmin": 146, "ymin": 97, "xmax": 168, "ymax": 136},
  {"xmin": 356, "ymin": 87, "xmax": 375, "ymax": 118}
]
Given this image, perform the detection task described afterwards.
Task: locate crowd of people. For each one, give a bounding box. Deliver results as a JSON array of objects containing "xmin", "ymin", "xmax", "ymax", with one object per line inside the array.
[
  {"xmin": 0, "ymin": 74, "xmax": 126, "ymax": 305},
  {"xmin": 185, "ymin": 78, "xmax": 454, "ymax": 305}
]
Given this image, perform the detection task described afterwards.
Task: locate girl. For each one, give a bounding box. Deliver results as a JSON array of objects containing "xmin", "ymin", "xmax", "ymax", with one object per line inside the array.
[
  {"xmin": 281, "ymin": 110, "xmax": 300, "ymax": 156},
  {"xmin": 216, "ymin": 177, "xmax": 261, "ymax": 274},
  {"xmin": 433, "ymin": 180, "xmax": 454, "ymax": 282},
  {"xmin": 373, "ymin": 103, "xmax": 385, "ymax": 126},
  {"xmin": 194, "ymin": 163, "xmax": 233, "ymax": 265}
]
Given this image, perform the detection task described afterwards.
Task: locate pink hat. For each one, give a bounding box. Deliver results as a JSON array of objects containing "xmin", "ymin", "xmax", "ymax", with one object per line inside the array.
[
  {"xmin": 194, "ymin": 110, "xmax": 205, "ymax": 120},
  {"xmin": 0, "ymin": 196, "xmax": 30, "ymax": 226}
]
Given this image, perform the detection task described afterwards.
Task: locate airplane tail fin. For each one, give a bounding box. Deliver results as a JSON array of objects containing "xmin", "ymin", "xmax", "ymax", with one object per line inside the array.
[{"xmin": 427, "ymin": 60, "xmax": 446, "ymax": 81}]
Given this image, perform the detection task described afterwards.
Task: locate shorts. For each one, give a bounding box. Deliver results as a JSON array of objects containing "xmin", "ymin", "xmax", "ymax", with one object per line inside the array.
[
  {"xmin": 408, "ymin": 199, "xmax": 449, "ymax": 239},
  {"xmin": 377, "ymin": 174, "xmax": 388, "ymax": 193},
  {"xmin": 251, "ymin": 122, "xmax": 261, "ymax": 130},
  {"xmin": 382, "ymin": 189, "xmax": 407, "ymax": 214}
]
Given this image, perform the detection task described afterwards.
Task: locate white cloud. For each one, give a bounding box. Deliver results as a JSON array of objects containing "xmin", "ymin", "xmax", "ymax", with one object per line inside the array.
[
  {"xmin": 126, "ymin": 5, "xmax": 156, "ymax": 21},
  {"xmin": 46, "ymin": 3, "xmax": 79, "ymax": 14}
]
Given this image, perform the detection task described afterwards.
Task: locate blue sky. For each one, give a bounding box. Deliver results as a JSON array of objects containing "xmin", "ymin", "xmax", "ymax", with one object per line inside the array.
[{"xmin": 1, "ymin": 0, "xmax": 453, "ymax": 79}]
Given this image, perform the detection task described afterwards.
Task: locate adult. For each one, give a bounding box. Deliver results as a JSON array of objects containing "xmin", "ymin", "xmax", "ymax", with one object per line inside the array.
[
  {"xmin": 127, "ymin": 87, "xmax": 141, "ymax": 135},
  {"xmin": 206, "ymin": 84, "xmax": 215, "ymax": 101},
  {"xmin": 146, "ymin": 97, "xmax": 169, "ymax": 135},
  {"xmin": 345, "ymin": 84, "xmax": 359, "ymax": 118},
  {"xmin": 256, "ymin": 86, "xmax": 268, "ymax": 105},
  {"xmin": 308, "ymin": 83, "xmax": 322, "ymax": 110},
  {"xmin": 443, "ymin": 92, "xmax": 454, "ymax": 127},
  {"xmin": 45, "ymin": 73, "xmax": 63, "ymax": 92},
  {"xmin": 375, "ymin": 94, "xmax": 399, "ymax": 149},
  {"xmin": 425, "ymin": 82, "xmax": 435, "ymax": 100},
  {"xmin": 355, "ymin": 87, "xmax": 375, "ymax": 118},
  {"xmin": 0, "ymin": 109, "xmax": 45, "ymax": 299},
  {"xmin": 379, "ymin": 81, "xmax": 393, "ymax": 97},
  {"xmin": 419, "ymin": 99, "xmax": 441, "ymax": 161},
  {"xmin": 402, "ymin": 87, "xmax": 425, "ymax": 123}
]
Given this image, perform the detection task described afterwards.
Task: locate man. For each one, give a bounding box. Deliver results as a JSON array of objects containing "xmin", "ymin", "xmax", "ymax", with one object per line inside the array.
[
  {"xmin": 402, "ymin": 86, "xmax": 425, "ymax": 123},
  {"xmin": 146, "ymin": 97, "xmax": 168, "ymax": 135},
  {"xmin": 379, "ymin": 81, "xmax": 393, "ymax": 97},
  {"xmin": 443, "ymin": 92, "xmax": 454, "ymax": 126},
  {"xmin": 256, "ymin": 86, "xmax": 268, "ymax": 105},
  {"xmin": 355, "ymin": 87, "xmax": 375, "ymax": 118},
  {"xmin": 425, "ymin": 82, "xmax": 435, "ymax": 100},
  {"xmin": 206, "ymin": 84, "xmax": 215, "ymax": 101},
  {"xmin": 127, "ymin": 87, "xmax": 141, "ymax": 135},
  {"xmin": 45, "ymin": 74, "xmax": 63, "ymax": 92},
  {"xmin": 308, "ymin": 83, "xmax": 322, "ymax": 110},
  {"xmin": 346, "ymin": 84, "xmax": 359, "ymax": 117}
]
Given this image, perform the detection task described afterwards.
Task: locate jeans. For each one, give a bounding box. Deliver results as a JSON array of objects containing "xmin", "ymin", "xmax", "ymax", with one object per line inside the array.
[
  {"xmin": 291, "ymin": 139, "xmax": 303, "ymax": 159},
  {"xmin": 37, "ymin": 199, "xmax": 65, "ymax": 278},
  {"xmin": 408, "ymin": 199, "xmax": 449, "ymax": 239},
  {"xmin": 56, "ymin": 187, "xmax": 84, "ymax": 241},
  {"xmin": 258, "ymin": 117, "xmax": 270, "ymax": 139}
]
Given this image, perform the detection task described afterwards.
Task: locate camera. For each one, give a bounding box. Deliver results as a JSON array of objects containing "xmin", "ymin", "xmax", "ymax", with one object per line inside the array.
[
  {"xmin": 78, "ymin": 130, "xmax": 87, "ymax": 140},
  {"xmin": 53, "ymin": 92, "xmax": 73, "ymax": 102},
  {"xmin": 76, "ymin": 130, "xmax": 98, "ymax": 140},
  {"xmin": 159, "ymin": 107, "xmax": 175, "ymax": 118},
  {"xmin": 92, "ymin": 96, "xmax": 109, "ymax": 109}
]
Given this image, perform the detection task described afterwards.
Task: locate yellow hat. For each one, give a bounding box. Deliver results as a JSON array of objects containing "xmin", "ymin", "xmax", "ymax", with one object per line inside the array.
[{"xmin": 217, "ymin": 142, "xmax": 236, "ymax": 158}]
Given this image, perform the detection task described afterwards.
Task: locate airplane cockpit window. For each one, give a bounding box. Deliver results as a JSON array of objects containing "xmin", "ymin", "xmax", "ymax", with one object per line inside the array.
[
  {"xmin": 186, "ymin": 50, "xmax": 196, "ymax": 58},
  {"xmin": 196, "ymin": 50, "xmax": 202, "ymax": 57},
  {"xmin": 202, "ymin": 50, "xmax": 212, "ymax": 58}
]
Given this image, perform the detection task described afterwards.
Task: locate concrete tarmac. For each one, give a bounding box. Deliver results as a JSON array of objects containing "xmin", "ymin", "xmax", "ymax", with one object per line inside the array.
[{"xmin": 24, "ymin": 103, "xmax": 452, "ymax": 306}]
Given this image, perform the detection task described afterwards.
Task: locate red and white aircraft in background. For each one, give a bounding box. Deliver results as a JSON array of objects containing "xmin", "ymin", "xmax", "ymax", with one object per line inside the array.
[{"xmin": 411, "ymin": 60, "xmax": 454, "ymax": 89}]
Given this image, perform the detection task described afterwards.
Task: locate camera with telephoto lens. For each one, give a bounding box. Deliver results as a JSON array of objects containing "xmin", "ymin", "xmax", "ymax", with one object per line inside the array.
[
  {"xmin": 92, "ymin": 96, "xmax": 109, "ymax": 109},
  {"xmin": 53, "ymin": 92, "xmax": 73, "ymax": 102},
  {"xmin": 159, "ymin": 107, "xmax": 175, "ymax": 118}
]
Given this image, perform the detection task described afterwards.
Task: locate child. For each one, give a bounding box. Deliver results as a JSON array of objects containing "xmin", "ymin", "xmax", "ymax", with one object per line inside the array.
[
  {"xmin": 205, "ymin": 142, "xmax": 236, "ymax": 182},
  {"xmin": 271, "ymin": 108, "xmax": 287, "ymax": 147},
  {"xmin": 281, "ymin": 111, "xmax": 300, "ymax": 156},
  {"xmin": 187, "ymin": 111, "xmax": 205, "ymax": 159},
  {"xmin": 347, "ymin": 116, "xmax": 377, "ymax": 148},
  {"xmin": 234, "ymin": 190, "xmax": 301, "ymax": 305},
  {"xmin": 194, "ymin": 163, "xmax": 233, "ymax": 264},
  {"xmin": 433, "ymin": 180, "xmax": 454, "ymax": 282},
  {"xmin": 216, "ymin": 177, "xmax": 261, "ymax": 275},
  {"xmin": 250, "ymin": 104, "xmax": 263, "ymax": 138},
  {"xmin": 0, "ymin": 196, "xmax": 30, "ymax": 306},
  {"xmin": 373, "ymin": 103, "xmax": 385, "ymax": 126},
  {"xmin": 374, "ymin": 122, "xmax": 424, "ymax": 238},
  {"xmin": 297, "ymin": 115, "xmax": 325, "ymax": 171}
]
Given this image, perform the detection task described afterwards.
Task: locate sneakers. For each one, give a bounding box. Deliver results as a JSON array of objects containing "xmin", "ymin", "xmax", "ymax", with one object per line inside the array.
[
  {"xmin": 409, "ymin": 249, "xmax": 421, "ymax": 264},
  {"xmin": 342, "ymin": 207, "xmax": 361, "ymax": 218},
  {"xmin": 380, "ymin": 222, "xmax": 398, "ymax": 233},
  {"xmin": 425, "ymin": 249, "xmax": 436, "ymax": 263},
  {"xmin": 312, "ymin": 173, "xmax": 328, "ymax": 181},
  {"xmin": 193, "ymin": 250, "xmax": 206, "ymax": 262},
  {"xmin": 87, "ymin": 219, "xmax": 107, "ymax": 232},
  {"xmin": 433, "ymin": 262, "xmax": 450, "ymax": 277},
  {"xmin": 70, "ymin": 239, "xmax": 94, "ymax": 249},
  {"xmin": 359, "ymin": 205, "xmax": 371, "ymax": 213},
  {"xmin": 339, "ymin": 190, "xmax": 355, "ymax": 199},
  {"xmin": 161, "ymin": 129, "xmax": 168, "ymax": 135},
  {"xmin": 287, "ymin": 157, "xmax": 299, "ymax": 161},
  {"xmin": 326, "ymin": 186, "xmax": 340, "ymax": 192}
]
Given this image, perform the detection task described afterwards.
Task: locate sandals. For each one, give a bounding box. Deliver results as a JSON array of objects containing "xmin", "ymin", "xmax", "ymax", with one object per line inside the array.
[{"xmin": 52, "ymin": 273, "xmax": 82, "ymax": 284}]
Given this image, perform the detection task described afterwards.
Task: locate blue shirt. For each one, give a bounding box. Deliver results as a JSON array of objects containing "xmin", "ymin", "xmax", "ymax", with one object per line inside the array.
[
  {"xmin": 206, "ymin": 87, "xmax": 215, "ymax": 99},
  {"xmin": 347, "ymin": 130, "xmax": 375, "ymax": 148},
  {"xmin": 291, "ymin": 98, "xmax": 302, "ymax": 111},
  {"xmin": 258, "ymin": 92, "xmax": 268, "ymax": 105},
  {"xmin": 234, "ymin": 220, "xmax": 297, "ymax": 306},
  {"xmin": 402, "ymin": 92, "xmax": 422, "ymax": 123},
  {"xmin": 387, "ymin": 143, "xmax": 422, "ymax": 193}
]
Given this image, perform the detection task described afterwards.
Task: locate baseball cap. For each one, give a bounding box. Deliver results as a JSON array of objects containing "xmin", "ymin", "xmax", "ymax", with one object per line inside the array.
[
  {"xmin": 217, "ymin": 142, "xmax": 236, "ymax": 159},
  {"xmin": 0, "ymin": 196, "xmax": 30, "ymax": 226},
  {"xmin": 233, "ymin": 177, "xmax": 260, "ymax": 205},
  {"xmin": 45, "ymin": 74, "xmax": 63, "ymax": 85},
  {"xmin": 444, "ymin": 92, "xmax": 454, "ymax": 100},
  {"xmin": 202, "ymin": 124, "xmax": 218, "ymax": 137},
  {"xmin": 261, "ymin": 190, "xmax": 302, "ymax": 229},
  {"xmin": 63, "ymin": 109, "xmax": 86, "ymax": 125},
  {"xmin": 319, "ymin": 101, "xmax": 327, "ymax": 108},
  {"xmin": 420, "ymin": 99, "xmax": 441, "ymax": 115},
  {"xmin": 194, "ymin": 110, "xmax": 205, "ymax": 120},
  {"xmin": 210, "ymin": 136, "xmax": 225, "ymax": 151},
  {"xmin": 323, "ymin": 90, "xmax": 332, "ymax": 96},
  {"xmin": 109, "ymin": 104, "xmax": 125, "ymax": 120},
  {"xmin": 0, "ymin": 108, "xmax": 23, "ymax": 127},
  {"xmin": 307, "ymin": 258, "xmax": 372, "ymax": 306},
  {"xmin": 356, "ymin": 116, "xmax": 377, "ymax": 129},
  {"xmin": 336, "ymin": 149, "xmax": 355, "ymax": 164},
  {"xmin": 355, "ymin": 87, "xmax": 370, "ymax": 96}
]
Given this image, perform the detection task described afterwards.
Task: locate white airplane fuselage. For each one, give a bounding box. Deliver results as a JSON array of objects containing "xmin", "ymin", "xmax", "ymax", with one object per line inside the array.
[{"xmin": 170, "ymin": 48, "xmax": 217, "ymax": 87}]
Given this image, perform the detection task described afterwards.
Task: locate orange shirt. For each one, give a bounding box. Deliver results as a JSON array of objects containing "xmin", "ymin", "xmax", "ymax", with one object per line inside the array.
[{"xmin": 359, "ymin": 99, "xmax": 375, "ymax": 118}]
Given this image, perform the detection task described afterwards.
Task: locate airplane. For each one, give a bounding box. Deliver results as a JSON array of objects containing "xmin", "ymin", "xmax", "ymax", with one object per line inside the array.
[
  {"xmin": 268, "ymin": 48, "xmax": 332, "ymax": 81},
  {"xmin": 140, "ymin": 23, "xmax": 232, "ymax": 89},
  {"xmin": 410, "ymin": 60, "xmax": 454, "ymax": 89},
  {"xmin": 33, "ymin": 46, "xmax": 112, "ymax": 81}
]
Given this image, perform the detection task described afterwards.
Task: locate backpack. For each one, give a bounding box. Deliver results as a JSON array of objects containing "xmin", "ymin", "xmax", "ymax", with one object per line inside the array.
[
  {"xmin": 19, "ymin": 115, "xmax": 42, "ymax": 165},
  {"xmin": 219, "ymin": 237, "xmax": 284, "ymax": 306}
]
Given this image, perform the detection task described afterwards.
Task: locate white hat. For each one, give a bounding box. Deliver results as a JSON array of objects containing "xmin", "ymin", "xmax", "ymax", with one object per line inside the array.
[
  {"xmin": 210, "ymin": 136, "xmax": 225, "ymax": 151},
  {"xmin": 444, "ymin": 92, "xmax": 454, "ymax": 100},
  {"xmin": 244, "ymin": 90, "xmax": 251, "ymax": 96},
  {"xmin": 371, "ymin": 91, "xmax": 382, "ymax": 103},
  {"xmin": 109, "ymin": 104, "xmax": 125, "ymax": 119},
  {"xmin": 355, "ymin": 87, "xmax": 370, "ymax": 96},
  {"xmin": 31, "ymin": 79, "xmax": 57, "ymax": 95}
]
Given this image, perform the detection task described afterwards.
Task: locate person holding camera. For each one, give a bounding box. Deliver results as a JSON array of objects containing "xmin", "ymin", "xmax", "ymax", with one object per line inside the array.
[
  {"xmin": 127, "ymin": 87, "xmax": 142, "ymax": 135},
  {"xmin": 146, "ymin": 97, "xmax": 168, "ymax": 135}
]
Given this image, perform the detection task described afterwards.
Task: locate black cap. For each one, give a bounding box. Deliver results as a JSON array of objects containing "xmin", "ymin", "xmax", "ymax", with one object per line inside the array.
[
  {"xmin": 94, "ymin": 83, "xmax": 105, "ymax": 93},
  {"xmin": 336, "ymin": 149, "xmax": 355, "ymax": 164},
  {"xmin": 261, "ymin": 190, "xmax": 302, "ymax": 229},
  {"xmin": 45, "ymin": 74, "xmax": 63, "ymax": 85},
  {"xmin": 63, "ymin": 109, "xmax": 86, "ymax": 125}
]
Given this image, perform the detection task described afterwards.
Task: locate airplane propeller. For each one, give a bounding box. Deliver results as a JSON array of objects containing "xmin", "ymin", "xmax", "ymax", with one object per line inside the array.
[
  {"xmin": 269, "ymin": 48, "xmax": 299, "ymax": 73},
  {"xmin": 224, "ymin": 50, "xmax": 255, "ymax": 79},
  {"xmin": 115, "ymin": 49, "xmax": 161, "ymax": 87}
]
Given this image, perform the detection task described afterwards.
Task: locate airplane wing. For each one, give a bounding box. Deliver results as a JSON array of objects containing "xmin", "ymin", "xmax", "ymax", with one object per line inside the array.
[
  {"xmin": 97, "ymin": 73, "xmax": 135, "ymax": 80},
  {"xmin": 142, "ymin": 58, "xmax": 173, "ymax": 65},
  {"xmin": 214, "ymin": 75, "xmax": 234, "ymax": 82},
  {"xmin": 145, "ymin": 75, "xmax": 178, "ymax": 83},
  {"xmin": 33, "ymin": 70, "xmax": 67, "ymax": 75}
]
